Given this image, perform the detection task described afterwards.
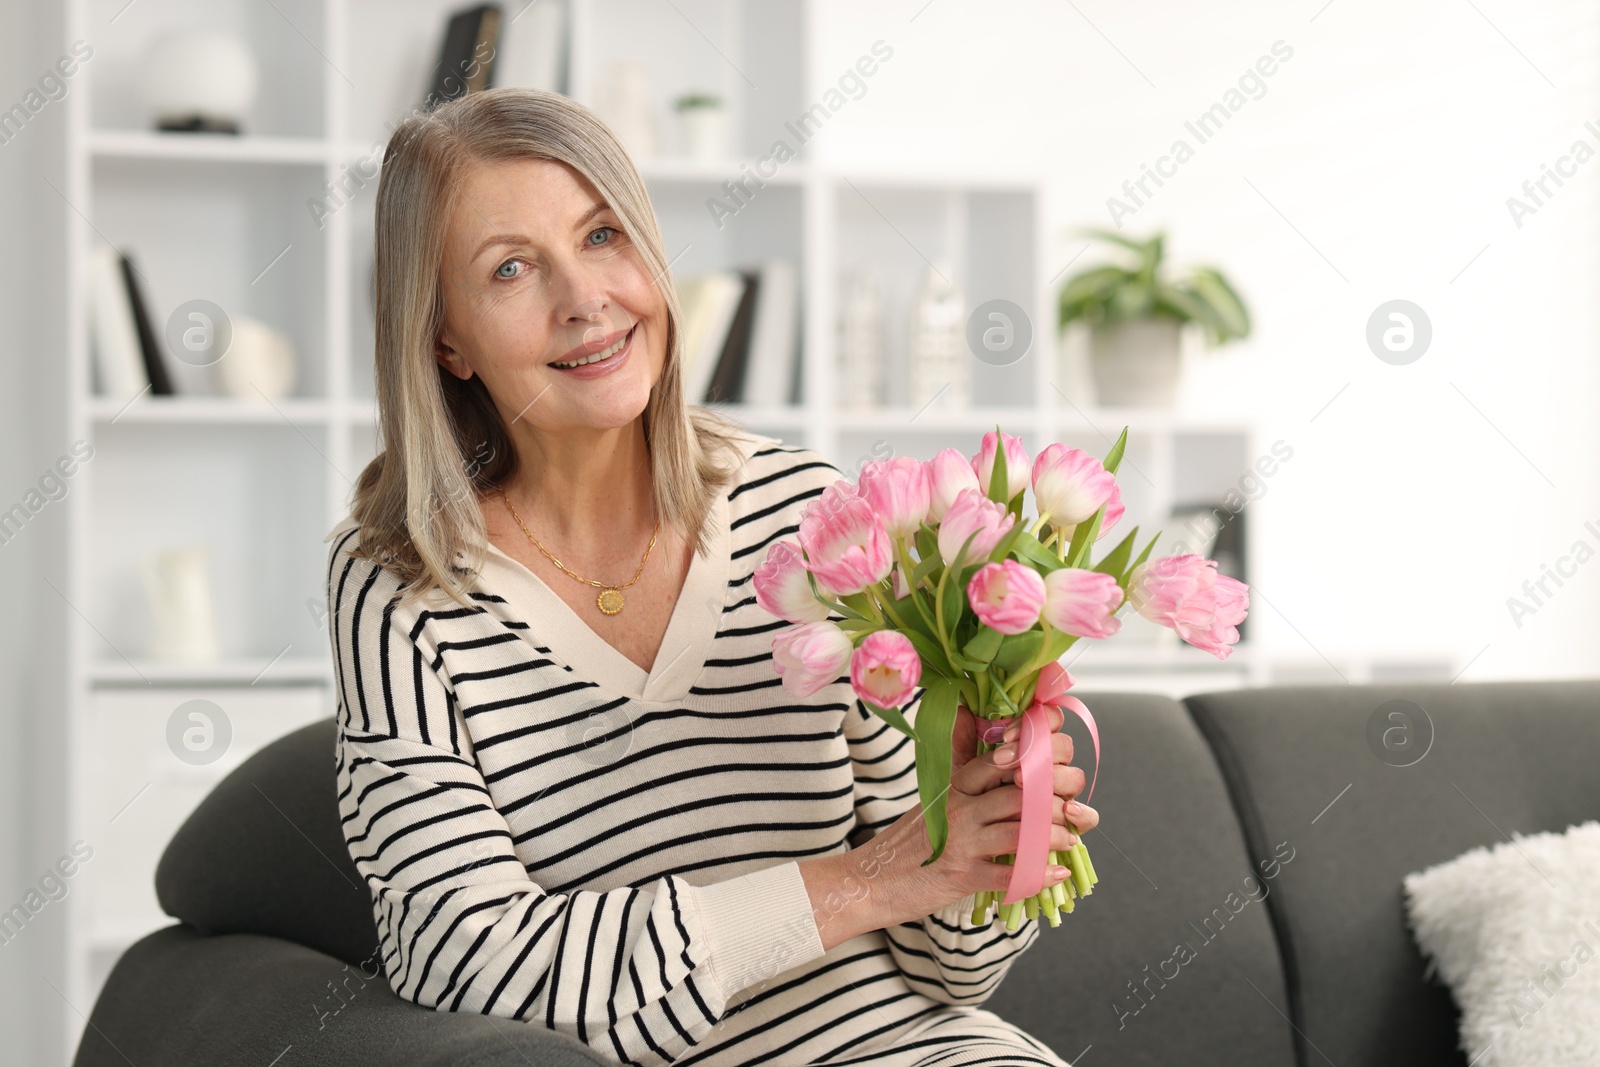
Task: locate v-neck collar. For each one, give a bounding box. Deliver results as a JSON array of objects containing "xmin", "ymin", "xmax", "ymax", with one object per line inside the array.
[{"xmin": 460, "ymin": 492, "xmax": 732, "ymax": 704}]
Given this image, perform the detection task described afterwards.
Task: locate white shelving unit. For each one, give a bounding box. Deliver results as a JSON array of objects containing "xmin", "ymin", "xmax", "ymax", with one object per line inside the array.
[{"xmin": 55, "ymin": 1, "xmax": 1266, "ymax": 1060}]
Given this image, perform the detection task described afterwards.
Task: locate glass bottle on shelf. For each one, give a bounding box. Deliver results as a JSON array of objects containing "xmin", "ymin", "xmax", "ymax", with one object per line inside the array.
[
  {"xmin": 908, "ymin": 258, "xmax": 967, "ymax": 412},
  {"xmin": 837, "ymin": 264, "xmax": 884, "ymax": 410}
]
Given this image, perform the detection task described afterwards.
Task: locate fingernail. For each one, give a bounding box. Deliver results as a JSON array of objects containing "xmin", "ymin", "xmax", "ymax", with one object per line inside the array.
[
  {"xmin": 1067, "ymin": 800, "xmax": 1083, "ymax": 815},
  {"xmin": 994, "ymin": 744, "xmax": 1016, "ymax": 765},
  {"xmin": 1049, "ymin": 866, "xmax": 1068, "ymax": 880},
  {"xmin": 1003, "ymin": 723, "xmax": 1018, "ymax": 742},
  {"xmin": 1066, "ymin": 833, "xmax": 1079, "ymax": 847}
]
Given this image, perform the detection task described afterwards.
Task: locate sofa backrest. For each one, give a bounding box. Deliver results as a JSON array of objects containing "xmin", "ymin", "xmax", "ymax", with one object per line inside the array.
[
  {"xmin": 155, "ymin": 717, "xmax": 380, "ymax": 969},
  {"xmin": 1186, "ymin": 679, "xmax": 1600, "ymax": 1067},
  {"xmin": 1000, "ymin": 692, "xmax": 1298, "ymax": 1067}
]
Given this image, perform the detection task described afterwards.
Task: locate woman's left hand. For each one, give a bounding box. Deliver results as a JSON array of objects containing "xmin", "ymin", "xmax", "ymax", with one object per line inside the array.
[{"xmin": 994, "ymin": 704, "xmax": 1099, "ymax": 836}]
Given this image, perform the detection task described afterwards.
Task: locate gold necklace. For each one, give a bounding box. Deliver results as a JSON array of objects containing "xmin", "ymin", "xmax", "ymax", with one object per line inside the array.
[{"xmin": 498, "ymin": 487, "xmax": 660, "ymax": 616}]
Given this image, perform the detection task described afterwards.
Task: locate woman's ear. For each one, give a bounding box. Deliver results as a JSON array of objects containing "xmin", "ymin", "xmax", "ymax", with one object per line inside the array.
[{"xmin": 435, "ymin": 335, "xmax": 474, "ymax": 381}]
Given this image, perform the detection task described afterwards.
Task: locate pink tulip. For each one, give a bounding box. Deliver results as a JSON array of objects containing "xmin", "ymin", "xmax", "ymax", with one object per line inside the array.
[
  {"xmin": 1042, "ymin": 567, "xmax": 1124, "ymax": 639},
  {"xmin": 1099, "ymin": 483, "xmax": 1125, "ymax": 538},
  {"xmin": 859, "ymin": 456, "xmax": 932, "ymax": 540},
  {"xmin": 972, "ymin": 430, "xmax": 1031, "ymax": 502},
  {"xmin": 1127, "ymin": 555, "xmax": 1249, "ymax": 660},
  {"xmin": 772, "ymin": 620, "xmax": 854, "ymax": 697},
  {"xmin": 797, "ymin": 481, "xmax": 893, "ymax": 597},
  {"xmin": 967, "ymin": 560, "xmax": 1046, "ymax": 635},
  {"xmin": 926, "ymin": 448, "xmax": 980, "ymax": 523},
  {"xmin": 851, "ymin": 630, "xmax": 922, "ymax": 709},
  {"xmin": 754, "ymin": 541, "xmax": 830, "ymax": 624},
  {"xmin": 937, "ymin": 488, "xmax": 1016, "ymax": 568},
  {"xmin": 1032, "ymin": 445, "xmax": 1117, "ymax": 527}
]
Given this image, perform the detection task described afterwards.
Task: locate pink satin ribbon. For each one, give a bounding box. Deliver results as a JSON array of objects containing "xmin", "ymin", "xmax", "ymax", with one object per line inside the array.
[{"xmin": 976, "ymin": 662, "xmax": 1100, "ymax": 905}]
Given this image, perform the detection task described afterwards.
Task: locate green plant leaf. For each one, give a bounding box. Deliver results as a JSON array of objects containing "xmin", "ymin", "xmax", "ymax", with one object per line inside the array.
[
  {"xmin": 1064, "ymin": 505, "xmax": 1103, "ymax": 570},
  {"xmin": 1072, "ymin": 226, "xmax": 1161, "ymax": 257},
  {"xmin": 912, "ymin": 676, "xmax": 962, "ymax": 866},
  {"xmin": 991, "ymin": 630, "xmax": 1045, "ymax": 675},
  {"xmin": 1127, "ymin": 530, "xmax": 1161, "ymax": 580},
  {"xmin": 948, "ymin": 650, "xmax": 990, "ymax": 673},
  {"xmin": 915, "ymin": 523, "xmax": 939, "ymax": 563},
  {"xmin": 863, "ymin": 698, "xmax": 918, "ymax": 741},
  {"xmin": 891, "ymin": 588, "xmax": 936, "ymax": 640},
  {"xmin": 1093, "ymin": 526, "xmax": 1139, "ymax": 580},
  {"xmin": 838, "ymin": 591, "xmax": 879, "ymax": 621},
  {"xmin": 987, "ymin": 512, "xmax": 1031, "ymax": 564},
  {"xmin": 962, "ymin": 626, "xmax": 1004, "ymax": 665},
  {"xmin": 986, "ymin": 426, "xmax": 1009, "ymax": 505},
  {"xmin": 900, "ymin": 628, "xmax": 956, "ymax": 679},
  {"xmin": 1044, "ymin": 626, "xmax": 1082, "ymax": 664},
  {"xmin": 1011, "ymin": 532, "xmax": 1067, "ymax": 573},
  {"xmin": 1103, "ymin": 427, "xmax": 1128, "ymax": 476},
  {"xmin": 939, "ymin": 564, "xmax": 967, "ymax": 642},
  {"xmin": 1185, "ymin": 266, "xmax": 1251, "ymax": 344}
]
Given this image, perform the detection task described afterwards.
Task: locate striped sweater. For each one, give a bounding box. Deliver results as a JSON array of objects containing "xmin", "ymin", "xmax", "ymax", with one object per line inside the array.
[{"xmin": 325, "ymin": 429, "xmax": 1068, "ymax": 1067}]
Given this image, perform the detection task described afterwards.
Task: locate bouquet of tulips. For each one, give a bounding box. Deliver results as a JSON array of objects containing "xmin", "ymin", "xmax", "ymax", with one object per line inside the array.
[{"xmin": 754, "ymin": 426, "xmax": 1250, "ymax": 930}]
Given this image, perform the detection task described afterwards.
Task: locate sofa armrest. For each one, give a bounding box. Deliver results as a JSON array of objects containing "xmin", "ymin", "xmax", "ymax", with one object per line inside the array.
[{"xmin": 74, "ymin": 924, "xmax": 612, "ymax": 1067}]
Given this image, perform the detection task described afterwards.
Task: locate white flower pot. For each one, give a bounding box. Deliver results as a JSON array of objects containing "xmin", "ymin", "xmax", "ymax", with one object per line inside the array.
[
  {"xmin": 1089, "ymin": 318, "xmax": 1184, "ymax": 408},
  {"xmin": 678, "ymin": 106, "xmax": 729, "ymax": 162}
]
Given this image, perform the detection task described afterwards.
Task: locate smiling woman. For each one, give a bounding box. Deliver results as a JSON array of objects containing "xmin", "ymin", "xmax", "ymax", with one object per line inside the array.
[{"xmin": 324, "ymin": 87, "xmax": 1071, "ymax": 1067}]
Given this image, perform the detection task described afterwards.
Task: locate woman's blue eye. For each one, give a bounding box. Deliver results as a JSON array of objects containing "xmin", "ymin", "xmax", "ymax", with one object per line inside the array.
[
  {"xmin": 588, "ymin": 226, "xmax": 618, "ymax": 246},
  {"xmin": 495, "ymin": 259, "xmax": 522, "ymax": 279}
]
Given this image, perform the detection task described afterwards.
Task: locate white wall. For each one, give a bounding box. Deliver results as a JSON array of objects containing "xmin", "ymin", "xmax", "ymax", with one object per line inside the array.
[
  {"xmin": 0, "ymin": 0, "xmax": 71, "ymax": 1063},
  {"xmin": 812, "ymin": 0, "xmax": 1600, "ymax": 681}
]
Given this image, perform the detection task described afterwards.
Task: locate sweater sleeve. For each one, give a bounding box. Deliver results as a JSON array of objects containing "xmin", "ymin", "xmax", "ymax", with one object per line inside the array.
[
  {"xmin": 843, "ymin": 686, "xmax": 1042, "ymax": 1006},
  {"xmin": 327, "ymin": 533, "xmax": 827, "ymax": 1065}
]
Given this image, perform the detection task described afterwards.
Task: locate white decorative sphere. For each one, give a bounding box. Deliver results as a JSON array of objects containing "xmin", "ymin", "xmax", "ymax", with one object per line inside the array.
[{"xmin": 141, "ymin": 30, "xmax": 259, "ymax": 132}]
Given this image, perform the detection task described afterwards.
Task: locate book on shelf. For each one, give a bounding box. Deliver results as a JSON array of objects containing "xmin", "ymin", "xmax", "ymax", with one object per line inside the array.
[
  {"xmin": 704, "ymin": 269, "xmax": 760, "ymax": 404},
  {"xmin": 426, "ymin": 4, "xmax": 502, "ymax": 110},
  {"xmin": 677, "ymin": 270, "xmax": 746, "ymax": 404},
  {"xmin": 493, "ymin": 0, "xmax": 568, "ymax": 94},
  {"xmin": 88, "ymin": 245, "xmax": 172, "ymax": 399},
  {"xmin": 742, "ymin": 259, "xmax": 800, "ymax": 407},
  {"xmin": 120, "ymin": 252, "xmax": 174, "ymax": 396}
]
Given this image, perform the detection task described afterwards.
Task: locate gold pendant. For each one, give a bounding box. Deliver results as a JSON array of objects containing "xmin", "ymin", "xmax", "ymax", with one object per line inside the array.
[{"xmin": 597, "ymin": 588, "xmax": 625, "ymax": 615}]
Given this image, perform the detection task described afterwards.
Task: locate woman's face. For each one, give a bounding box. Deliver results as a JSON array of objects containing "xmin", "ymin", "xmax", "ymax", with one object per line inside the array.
[{"xmin": 433, "ymin": 156, "xmax": 666, "ymax": 436}]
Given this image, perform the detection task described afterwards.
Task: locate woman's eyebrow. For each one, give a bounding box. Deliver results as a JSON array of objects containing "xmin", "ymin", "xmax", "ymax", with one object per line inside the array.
[
  {"xmin": 470, "ymin": 233, "xmax": 528, "ymax": 262},
  {"xmin": 468, "ymin": 204, "xmax": 613, "ymax": 263},
  {"xmin": 571, "ymin": 202, "xmax": 610, "ymax": 232}
]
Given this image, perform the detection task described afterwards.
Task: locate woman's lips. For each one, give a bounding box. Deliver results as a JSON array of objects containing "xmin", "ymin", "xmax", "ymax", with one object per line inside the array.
[{"xmin": 551, "ymin": 324, "xmax": 634, "ymax": 379}]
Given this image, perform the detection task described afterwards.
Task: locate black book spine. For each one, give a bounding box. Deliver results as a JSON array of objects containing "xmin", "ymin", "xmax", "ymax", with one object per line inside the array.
[
  {"xmin": 705, "ymin": 270, "xmax": 760, "ymax": 404},
  {"xmin": 426, "ymin": 4, "xmax": 502, "ymax": 110},
  {"xmin": 119, "ymin": 253, "xmax": 173, "ymax": 395}
]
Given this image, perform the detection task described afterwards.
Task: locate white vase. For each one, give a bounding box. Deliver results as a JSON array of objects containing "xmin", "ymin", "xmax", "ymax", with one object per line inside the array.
[
  {"xmin": 140, "ymin": 548, "xmax": 220, "ymax": 663},
  {"xmin": 907, "ymin": 260, "xmax": 967, "ymax": 412},
  {"xmin": 216, "ymin": 316, "xmax": 297, "ymax": 401},
  {"xmin": 141, "ymin": 30, "xmax": 259, "ymax": 133},
  {"xmin": 678, "ymin": 107, "xmax": 729, "ymax": 162},
  {"xmin": 1088, "ymin": 319, "xmax": 1184, "ymax": 408},
  {"xmin": 596, "ymin": 63, "xmax": 658, "ymax": 160},
  {"xmin": 838, "ymin": 266, "xmax": 884, "ymax": 410}
]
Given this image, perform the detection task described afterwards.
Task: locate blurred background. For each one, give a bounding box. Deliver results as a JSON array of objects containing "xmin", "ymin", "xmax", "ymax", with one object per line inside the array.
[{"xmin": 1, "ymin": 0, "xmax": 1596, "ymax": 1062}]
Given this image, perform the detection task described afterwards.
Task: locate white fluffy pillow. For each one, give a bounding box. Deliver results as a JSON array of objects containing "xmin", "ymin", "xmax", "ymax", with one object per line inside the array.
[{"xmin": 1403, "ymin": 820, "xmax": 1600, "ymax": 1066}]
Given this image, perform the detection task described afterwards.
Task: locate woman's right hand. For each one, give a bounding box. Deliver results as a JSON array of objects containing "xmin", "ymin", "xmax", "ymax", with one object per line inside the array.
[{"xmin": 881, "ymin": 702, "xmax": 1084, "ymax": 921}]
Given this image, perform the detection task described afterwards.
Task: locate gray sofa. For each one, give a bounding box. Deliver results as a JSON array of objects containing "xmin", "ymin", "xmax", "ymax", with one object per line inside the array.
[{"xmin": 73, "ymin": 679, "xmax": 1600, "ymax": 1067}]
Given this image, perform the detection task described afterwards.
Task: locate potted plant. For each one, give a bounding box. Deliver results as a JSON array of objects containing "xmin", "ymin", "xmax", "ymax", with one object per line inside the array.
[
  {"xmin": 674, "ymin": 91, "xmax": 727, "ymax": 162},
  {"xmin": 1056, "ymin": 229, "xmax": 1250, "ymax": 408}
]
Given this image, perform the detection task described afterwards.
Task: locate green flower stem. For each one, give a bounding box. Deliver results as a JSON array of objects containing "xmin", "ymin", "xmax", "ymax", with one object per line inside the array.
[{"xmin": 865, "ymin": 580, "xmax": 906, "ymax": 632}]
